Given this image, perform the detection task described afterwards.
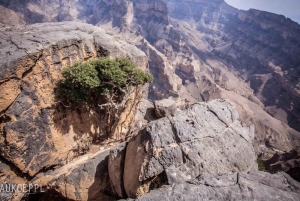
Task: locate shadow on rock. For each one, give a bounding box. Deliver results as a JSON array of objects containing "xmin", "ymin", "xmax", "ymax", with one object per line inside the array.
[{"xmin": 87, "ymin": 155, "xmax": 116, "ymax": 201}]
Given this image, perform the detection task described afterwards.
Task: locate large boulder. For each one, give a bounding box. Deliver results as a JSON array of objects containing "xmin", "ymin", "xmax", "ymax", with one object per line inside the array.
[
  {"xmin": 122, "ymin": 99, "xmax": 257, "ymax": 197},
  {"xmin": 0, "ymin": 21, "xmax": 147, "ymax": 177},
  {"xmin": 132, "ymin": 99, "xmax": 157, "ymax": 130},
  {"xmin": 154, "ymin": 99, "xmax": 177, "ymax": 118},
  {"xmin": 128, "ymin": 171, "xmax": 300, "ymax": 201}
]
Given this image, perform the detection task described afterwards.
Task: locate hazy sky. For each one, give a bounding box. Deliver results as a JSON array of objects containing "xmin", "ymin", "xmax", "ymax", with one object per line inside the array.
[{"xmin": 225, "ymin": 0, "xmax": 300, "ymax": 24}]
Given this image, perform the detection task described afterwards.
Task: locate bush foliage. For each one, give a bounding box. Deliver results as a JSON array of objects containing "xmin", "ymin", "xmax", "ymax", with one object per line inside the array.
[
  {"xmin": 57, "ymin": 57, "xmax": 153, "ymax": 104},
  {"xmin": 257, "ymin": 157, "xmax": 267, "ymax": 172}
]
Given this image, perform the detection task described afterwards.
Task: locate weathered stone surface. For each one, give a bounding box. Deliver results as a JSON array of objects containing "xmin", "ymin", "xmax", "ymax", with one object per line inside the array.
[
  {"xmin": 0, "ymin": 157, "xmax": 27, "ymax": 201},
  {"xmin": 33, "ymin": 148, "xmax": 115, "ymax": 201},
  {"xmin": 133, "ymin": 99, "xmax": 157, "ymax": 130},
  {"xmin": 154, "ymin": 99, "xmax": 176, "ymax": 118},
  {"xmin": 108, "ymin": 142, "xmax": 127, "ymax": 198},
  {"xmin": 165, "ymin": 166, "xmax": 188, "ymax": 185},
  {"xmin": 128, "ymin": 171, "xmax": 300, "ymax": 201},
  {"xmin": 0, "ymin": 21, "xmax": 147, "ymax": 177},
  {"xmin": 0, "ymin": 157, "xmax": 26, "ymax": 185},
  {"xmin": 123, "ymin": 99, "xmax": 257, "ymax": 197}
]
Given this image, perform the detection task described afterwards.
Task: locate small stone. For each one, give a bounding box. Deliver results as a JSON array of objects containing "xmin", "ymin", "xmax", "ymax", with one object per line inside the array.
[{"xmin": 154, "ymin": 99, "xmax": 177, "ymax": 118}]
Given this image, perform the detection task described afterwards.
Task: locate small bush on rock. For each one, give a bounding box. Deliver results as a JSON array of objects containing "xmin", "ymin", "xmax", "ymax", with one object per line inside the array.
[
  {"xmin": 57, "ymin": 57, "xmax": 153, "ymax": 106},
  {"xmin": 58, "ymin": 63, "xmax": 100, "ymax": 103},
  {"xmin": 257, "ymin": 157, "xmax": 267, "ymax": 172}
]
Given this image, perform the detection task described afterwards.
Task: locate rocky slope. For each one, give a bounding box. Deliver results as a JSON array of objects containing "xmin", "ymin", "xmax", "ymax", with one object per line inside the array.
[
  {"xmin": 1, "ymin": 1, "xmax": 299, "ymax": 174},
  {"xmin": 0, "ymin": 22, "xmax": 147, "ymax": 179},
  {"xmin": 5, "ymin": 99, "xmax": 258, "ymax": 200},
  {"xmin": 0, "ymin": 0, "xmax": 300, "ymax": 199},
  {"xmin": 129, "ymin": 171, "xmax": 300, "ymax": 201},
  {"xmin": 2, "ymin": 98, "xmax": 297, "ymax": 201}
]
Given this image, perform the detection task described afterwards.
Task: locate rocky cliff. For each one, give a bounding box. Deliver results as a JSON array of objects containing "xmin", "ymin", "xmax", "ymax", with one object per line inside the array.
[
  {"xmin": 2, "ymin": 98, "xmax": 297, "ymax": 201},
  {"xmin": 0, "ymin": 22, "xmax": 147, "ymax": 179},
  {"xmin": 6, "ymin": 99, "xmax": 258, "ymax": 200},
  {"xmin": 0, "ymin": 0, "xmax": 300, "ymax": 200},
  {"xmin": 1, "ymin": 1, "xmax": 299, "ymax": 158}
]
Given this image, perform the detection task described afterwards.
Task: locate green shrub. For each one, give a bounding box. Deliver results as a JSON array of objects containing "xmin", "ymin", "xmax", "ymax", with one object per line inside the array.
[
  {"xmin": 257, "ymin": 157, "xmax": 267, "ymax": 172},
  {"xmin": 57, "ymin": 57, "xmax": 153, "ymax": 105}
]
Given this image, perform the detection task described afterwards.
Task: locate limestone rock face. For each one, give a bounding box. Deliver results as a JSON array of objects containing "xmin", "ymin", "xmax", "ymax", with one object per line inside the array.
[
  {"xmin": 0, "ymin": 22, "xmax": 147, "ymax": 177},
  {"xmin": 164, "ymin": 166, "xmax": 188, "ymax": 185},
  {"xmin": 154, "ymin": 99, "xmax": 176, "ymax": 118},
  {"xmin": 34, "ymin": 149, "xmax": 114, "ymax": 201},
  {"xmin": 129, "ymin": 171, "xmax": 300, "ymax": 201},
  {"xmin": 123, "ymin": 99, "xmax": 257, "ymax": 197},
  {"xmin": 2, "ymin": 99, "xmax": 258, "ymax": 201}
]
